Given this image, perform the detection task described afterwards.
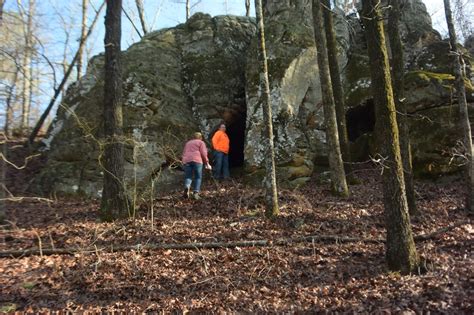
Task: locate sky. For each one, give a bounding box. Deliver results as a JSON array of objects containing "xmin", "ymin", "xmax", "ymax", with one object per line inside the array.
[{"xmin": 2, "ymin": 0, "xmax": 457, "ymax": 63}]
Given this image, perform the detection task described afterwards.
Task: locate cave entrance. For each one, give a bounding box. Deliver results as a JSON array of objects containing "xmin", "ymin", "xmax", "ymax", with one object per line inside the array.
[
  {"xmin": 226, "ymin": 111, "xmax": 246, "ymax": 168},
  {"xmin": 346, "ymin": 99, "xmax": 375, "ymax": 142},
  {"xmin": 210, "ymin": 105, "xmax": 247, "ymax": 169}
]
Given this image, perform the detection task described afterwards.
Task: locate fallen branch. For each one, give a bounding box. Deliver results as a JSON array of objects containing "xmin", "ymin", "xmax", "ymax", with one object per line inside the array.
[{"xmin": 0, "ymin": 221, "xmax": 468, "ymax": 258}]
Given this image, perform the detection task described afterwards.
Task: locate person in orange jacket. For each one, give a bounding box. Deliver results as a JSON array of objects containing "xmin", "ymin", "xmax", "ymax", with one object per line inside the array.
[{"xmin": 211, "ymin": 123, "xmax": 230, "ymax": 180}]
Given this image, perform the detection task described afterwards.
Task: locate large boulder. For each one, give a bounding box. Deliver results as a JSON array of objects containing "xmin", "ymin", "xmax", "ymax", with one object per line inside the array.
[
  {"xmin": 34, "ymin": 1, "xmax": 474, "ymax": 198},
  {"xmin": 344, "ymin": 0, "xmax": 474, "ymax": 177},
  {"xmin": 34, "ymin": 14, "xmax": 256, "ymax": 198},
  {"xmin": 244, "ymin": 0, "xmax": 352, "ymax": 186}
]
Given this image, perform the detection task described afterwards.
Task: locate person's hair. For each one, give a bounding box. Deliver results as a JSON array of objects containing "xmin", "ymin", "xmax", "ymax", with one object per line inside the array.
[{"xmin": 193, "ymin": 132, "xmax": 203, "ymax": 140}]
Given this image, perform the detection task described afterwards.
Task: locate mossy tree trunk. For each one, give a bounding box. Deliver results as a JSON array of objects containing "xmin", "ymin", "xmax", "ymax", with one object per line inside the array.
[
  {"xmin": 101, "ymin": 0, "xmax": 131, "ymax": 221},
  {"xmin": 255, "ymin": 0, "xmax": 279, "ymax": 217},
  {"xmin": 387, "ymin": 0, "xmax": 418, "ymax": 216},
  {"xmin": 443, "ymin": 0, "xmax": 473, "ymax": 212},
  {"xmin": 312, "ymin": 0, "xmax": 349, "ymax": 197},
  {"xmin": 322, "ymin": 0, "xmax": 352, "ymax": 178},
  {"xmin": 361, "ymin": 0, "xmax": 419, "ymax": 274}
]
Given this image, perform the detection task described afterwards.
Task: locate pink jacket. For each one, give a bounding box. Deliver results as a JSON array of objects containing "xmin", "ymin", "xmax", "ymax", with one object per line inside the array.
[{"xmin": 182, "ymin": 139, "xmax": 209, "ymax": 164}]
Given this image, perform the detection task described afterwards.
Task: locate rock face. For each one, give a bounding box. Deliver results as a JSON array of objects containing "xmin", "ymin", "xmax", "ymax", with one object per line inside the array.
[
  {"xmin": 245, "ymin": 0, "xmax": 323, "ymax": 185},
  {"xmin": 35, "ymin": 1, "xmax": 473, "ymax": 197},
  {"xmin": 34, "ymin": 14, "xmax": 256, "ymax": 197},
  {"xmin": 344, "ymin": 0, "xmax": 474, "ymax": 177}
]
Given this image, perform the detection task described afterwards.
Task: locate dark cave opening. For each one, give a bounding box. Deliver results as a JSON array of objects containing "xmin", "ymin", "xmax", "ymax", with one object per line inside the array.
[
  {"xmin": 346, "ymin": 99, "xmax": 376, "ymax": 142},
  {"xmin": 226, "ymin": 111, "xmax": 246, "ymax": 168},
  {"xmin": 209, "ymin": 104, "xmax": 247, "ymax": 169}
]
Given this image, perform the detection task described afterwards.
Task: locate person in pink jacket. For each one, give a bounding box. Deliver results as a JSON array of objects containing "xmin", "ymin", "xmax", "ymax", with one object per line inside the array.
[{"xmin": 182, "ymin": 132, "xmax": 211, "ymax": 200}]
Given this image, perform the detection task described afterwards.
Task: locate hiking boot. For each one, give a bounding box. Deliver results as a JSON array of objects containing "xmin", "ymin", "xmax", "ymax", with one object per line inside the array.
[
  {"xmin": 192, "ymin": 192, "xmax": 201, "ymax": 200},
  {"xmin": 183, "ymin": 187, "xmax": 190, "ymax": 199}
]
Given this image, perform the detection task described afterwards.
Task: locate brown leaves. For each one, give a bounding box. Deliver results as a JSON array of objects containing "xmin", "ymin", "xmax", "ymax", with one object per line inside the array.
[{"xmin": 1, "ymin": 168, "xmax": 472, "ymax": 312}]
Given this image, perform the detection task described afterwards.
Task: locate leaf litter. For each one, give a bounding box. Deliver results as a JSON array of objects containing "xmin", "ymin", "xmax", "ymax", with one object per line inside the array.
[{"xmin": 1, "ymin": 144, "xmax": 473, "ymax": 312}]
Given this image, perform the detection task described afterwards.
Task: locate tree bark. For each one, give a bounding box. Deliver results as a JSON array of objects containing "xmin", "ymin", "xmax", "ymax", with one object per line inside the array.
[
  {"xmin": 18, "ymin": 0, "xmax": 34, "ymax": 135},
  {"xmin": 322, "ymin": 0, "xmax": 352, "ymax": 178},
  {"xmin": 135, "ymin": 0, "xmax": 148, "ymax": 35},
  {"xmin": 361, "ymin": 0, "xmax": 418, "ymax": 274},
  {"xmin": 186, "ymin": 0, "xmax": 190, "ymax": 20},
  {"xmin": 27, "ymin": 1, "xmax": 106, "ymax": 145},
  {"xmin": 387, "ymin": 0, "xmax": 418, "ymax": 216},
  {"xmin": 312, "ymin": 0, "xmax": 349, "ymax": 197},
  {"xmin": 0, "ymin": 138, "xmax": 6, "ymax": 224},
  {"xmin": 245, "ymin": 0, "xmax": 250, "ymax": 17},
  {"xmin": 77, "ymin": 0, "xmax": 89, "ymax": 81},
  {"xmin": 255, "ymin": 0, "xmax": 279, "ymax": 217},
  {"xmin": 101, "ymin": 0, "xmax": 131, "ymax": 221},
  {"xmin": 4, "ymin": 66, "xmax": 19, "ymax": 136},
  {"xmin": 443, "ymin": 0, "xmax": 473, "ymax": 212},
  {"xmin": 0, "ymin": 0, "xmax": 5, "ymax": 25}
]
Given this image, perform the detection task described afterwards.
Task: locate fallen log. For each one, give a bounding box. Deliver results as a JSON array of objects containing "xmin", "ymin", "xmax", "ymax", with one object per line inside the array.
[{"xmin": 0, "ymin": 221, "xmax": 468, "ymax": 258}]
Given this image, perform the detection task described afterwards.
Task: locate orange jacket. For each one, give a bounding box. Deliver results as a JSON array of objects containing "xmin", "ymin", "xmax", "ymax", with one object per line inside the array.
[{"xmin": 212, "ymin": 130, "xmax": 230, "ymax": 154}]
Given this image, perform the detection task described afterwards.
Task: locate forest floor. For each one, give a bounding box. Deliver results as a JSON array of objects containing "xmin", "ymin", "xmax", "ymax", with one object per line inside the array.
[{"xmin": 0, "ymin": 140, "xmax": 473, "ymax": 313}]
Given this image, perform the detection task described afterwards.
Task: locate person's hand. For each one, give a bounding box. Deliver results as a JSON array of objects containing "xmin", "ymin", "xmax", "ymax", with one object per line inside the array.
[{"xmin": 205, "ymin": 163, "xmax": 212, "ymax": 170}]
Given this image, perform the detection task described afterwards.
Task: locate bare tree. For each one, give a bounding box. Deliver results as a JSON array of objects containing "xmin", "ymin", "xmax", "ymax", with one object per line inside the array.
[
  {"xmin": 387, "ymin": 0, "xmax": 418, "ymax": 216},
  {"xmin": 28, "ymin": 1, "xmax": 106, "ymax": 145},
  {"xmin": 0, "ymin": 134, "xmax": 6, "ymax": 224},
  {"xmin": 312, "ymin": 0, "xmax": 349, "ymax": 196},
  {"xmin": 322, "ymin": 0, "xmax": 353, "ymax": 178},
  {"xmin": 453, "ymin": 0, "xmax": 473, "ymax": 42},
  {"xmin": 0, "ymin": 0, "xmax": 5, "ymax": 26},
  {"xmin": 100, "ymin": 0, "xmax": 131, "ymax": 220},
  {"xmin": 135, "ymin": 0, "xmax": 148, "ymax": 35},
  {"xmin": 173, "ymin": 0, "xmax": 202, "ymax": 21},
  {"xmin": 361, "ymin": 0, "xmax": 418, "ymax": 274},
  {"xmin": 245, "ymin": 0, "xmax": 250, "ymax": 17},
  {"xmin": 4, "ymin": 64, "xmax": 20, "ymax": 136},
  {"xmin": 76, "ymin": 0, "xmax": 89, "ymax": 81},
  {"xmin": 444, "ymin": 0, "xmax": 473, "ymax": 212},
  {"xmin": 255, "ymin": 0, "xmax": 279, "ymax": 217},
  {"xmin": 17, "ymin": 0, "xmax": 35, "ymax": 135}
]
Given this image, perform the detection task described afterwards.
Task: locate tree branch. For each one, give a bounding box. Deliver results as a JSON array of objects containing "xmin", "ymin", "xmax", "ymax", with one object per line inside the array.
[{"xmin": 0, "ymin": 222, "xmax": 468, "ymax": 258}]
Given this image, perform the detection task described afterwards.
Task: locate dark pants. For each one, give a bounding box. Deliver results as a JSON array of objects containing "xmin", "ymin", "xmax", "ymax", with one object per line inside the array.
[
  {"xmin": 184, "ymin": 162, "xmax": 203, "ymax": 192},
  {"xmin": 213, "ymin": 151, "xmax": 229, "ymax": 179}
]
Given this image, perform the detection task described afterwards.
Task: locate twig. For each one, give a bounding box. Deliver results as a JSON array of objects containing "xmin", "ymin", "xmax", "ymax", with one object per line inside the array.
[
  {"xmin": 1, "ymin": 222, "xmax": 468, "ymax": 258},
  {"xmin": 32, "ymin": 229, "xmax": 43, "ymax": 258}
]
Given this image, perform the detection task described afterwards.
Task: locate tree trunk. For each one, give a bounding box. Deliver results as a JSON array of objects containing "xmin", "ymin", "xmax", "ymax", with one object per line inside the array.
[
  {"xmin": 135, "ymin": 0, "xmax": 148, "ymax": 35},
  {"xmin": 443, "ymin": 0, "xmax": 473, "ymax": 212},
  {"xmin": 101, "ymin": 0, "xmax": 131, "ymax": 221},
  {"xmin": 0, "ymin": 138, "xmax": 6, "ymax": 224},
  {"xmin": 322, "ymin": 0, "xmax": 352, "ymax": 177},
  {"xmin": 387, "ymin": 0, "xmax": 418, "ymax": 216},
  {"xmin": 19, "ymin": 0, "xmax": 34, "ymax": 135},
  {"xmin": 254, "ymin": 0, "xmax": 279, "ymax": 217},
  {"xmin": 77, "ymin": 0, "xmax": 89, "ymax": 81},
  {"xmin": 245, "ymin": 0, "xmax": 250, "ymax": 16},
  {"xmin": 312, "ymin": 0, "xmax": 349, "ymax": 197},
  {"xmin": 0, "ymin": 0, "xmax": 5, "ymax": 25},
  {"xmin": 186, "ymin": 0, "xmax": 190, "ymax": 20},
  {"xmin": 4, "ymin": 67, "xmax": 19, "ymax": 136},
  {"xmin": 361, "ymin": 0, "xmax": 418, "ymax": 274},
  {"xmin": 27, "ymin": 1, "xmax": 105, "ymax": 145}
]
